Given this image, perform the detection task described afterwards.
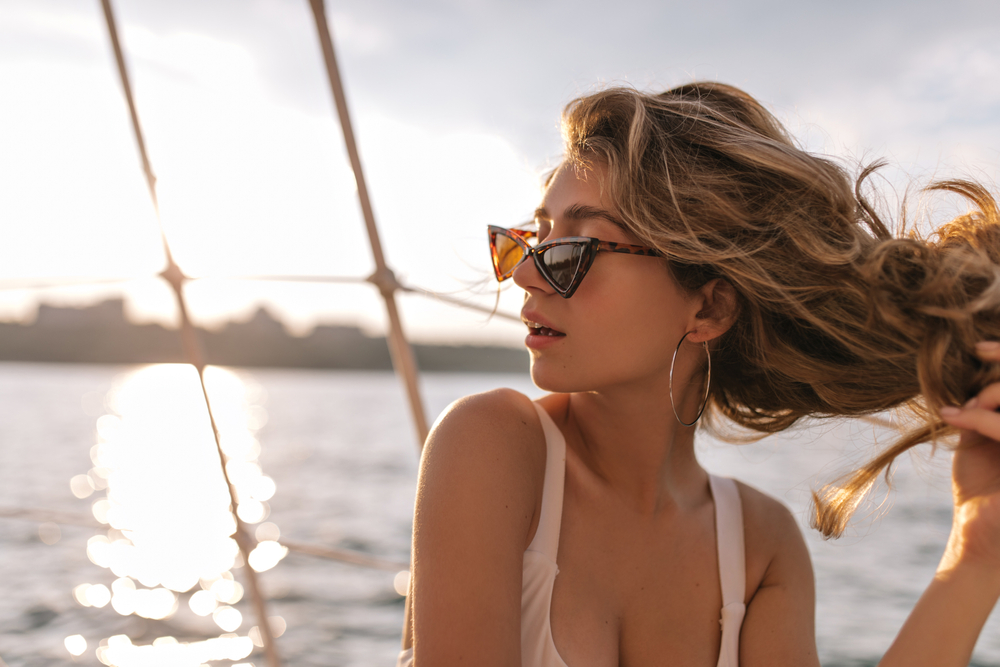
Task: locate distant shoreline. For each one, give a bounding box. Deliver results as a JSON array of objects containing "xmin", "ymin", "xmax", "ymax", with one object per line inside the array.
[{"xmin": 0, "ymin": 299, "xmax": 529, "ymax": 374}]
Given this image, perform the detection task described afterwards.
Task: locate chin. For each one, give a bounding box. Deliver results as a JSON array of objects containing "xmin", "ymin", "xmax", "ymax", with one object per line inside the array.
[
  {"xmin": 529, "ymin": 353, "xmax": 671, "ymax": 395},
  {"xmin": 528, "ymin": 356, "xmax": 608, "ymax": 394},
  {"xmin": 528, "ymin": 356, "xmax": 578, "ymax": 394}
]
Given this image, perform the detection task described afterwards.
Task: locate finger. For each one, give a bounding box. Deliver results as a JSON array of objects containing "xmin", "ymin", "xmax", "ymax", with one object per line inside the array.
[
  {"xmin": 967, "ymin": 382, "xmax": 1000, "ymax": 412},
  {"xmin": 975, "ymin": 341, "xmax": 1000, "ymax": 362},
  {"xmin": 940, "ymin": 405, "xmax": 1000, "ymax": 442}
]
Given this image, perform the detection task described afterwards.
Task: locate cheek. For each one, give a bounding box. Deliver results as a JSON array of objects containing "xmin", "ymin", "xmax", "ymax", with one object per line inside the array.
[
  {"xmin": 588, "ymin": 291, "xmax": 679, "ymax": 371},
  {"xmin": 529, "ymin": 263, "xmax": 689, "ymax": 390},
  {"xmin": 587, "ymin": 259, "xmax": 687, "ymax": 346}
]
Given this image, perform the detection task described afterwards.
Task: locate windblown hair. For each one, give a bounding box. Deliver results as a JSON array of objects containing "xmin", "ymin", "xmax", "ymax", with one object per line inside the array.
[{"xmin": 560, "ymin": 83, "xmax": 1000, "ymax": 537}]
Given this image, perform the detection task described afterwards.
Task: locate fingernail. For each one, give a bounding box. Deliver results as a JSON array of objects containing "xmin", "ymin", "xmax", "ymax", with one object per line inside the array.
[
  {"xmin": 976, "ymin": 341, "xmax": 1000, "ymax": 351},
  {"xmin": 965, "ymin": 397, "xmax": 979, "ymax": 409},
  {"xmin": 940, "ymin": 406, "xmax": 961, "ymax": 417}
]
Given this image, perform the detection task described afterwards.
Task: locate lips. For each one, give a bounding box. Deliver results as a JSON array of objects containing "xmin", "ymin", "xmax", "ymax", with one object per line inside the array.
[
  {"xmin": 526, "ymin": 323, "xmax": 564, "ymax": 337},
  {"xmin": 522, "ymin": 312, "xmax": 565, "ymax": 337}
]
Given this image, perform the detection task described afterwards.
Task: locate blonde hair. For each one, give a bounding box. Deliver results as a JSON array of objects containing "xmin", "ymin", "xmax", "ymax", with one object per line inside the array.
[{"xmin": 560, "ymin": 83, "xmax": 1000, "ymax": 537}]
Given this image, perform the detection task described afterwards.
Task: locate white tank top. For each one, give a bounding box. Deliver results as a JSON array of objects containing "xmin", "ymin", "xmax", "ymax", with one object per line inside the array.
[{"xmin": 398, "ymin": 402, "xmax": 746, "ymax": 666}]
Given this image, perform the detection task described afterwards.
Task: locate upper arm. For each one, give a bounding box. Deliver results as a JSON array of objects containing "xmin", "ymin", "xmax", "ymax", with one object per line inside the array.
[
  {"xmin": 409, "ymin": 389, "xmax": 546, "ymax": 666},
  {"xmin": 738, "ymin": 488, "xmax": 820, "ymax": 667}
]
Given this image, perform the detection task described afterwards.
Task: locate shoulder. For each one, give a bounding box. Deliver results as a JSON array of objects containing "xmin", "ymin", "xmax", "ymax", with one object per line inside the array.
[
  {"xmin": 422, "ymin": 388, "xmax": 546, "ymax": 469},
  {"xmin": 417, "ymin": 388, "xmax": 548, "ymax": 521},
  {"xmin": 735, "ymin": 481, "xmax": 804, "ymax": 550},
  {"xmin": 409, "ymin": 390, "xmax": 553, "ymax": 661},
  {"xmin": 733, "ymin": 480, "xmax": 813, "ymax": 598},
  {"xmin": 429, "ymin": 387, "xmax": 544, "ymax": 443},
  {"xmin": 730, "ymin": 482, "xmax": 820, "ymax": 664}
]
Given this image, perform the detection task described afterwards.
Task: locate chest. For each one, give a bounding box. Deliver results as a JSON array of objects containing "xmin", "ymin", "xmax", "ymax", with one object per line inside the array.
[{"xmin": 549, "ymin": 486, "xmax": 724, "ymax": 667}]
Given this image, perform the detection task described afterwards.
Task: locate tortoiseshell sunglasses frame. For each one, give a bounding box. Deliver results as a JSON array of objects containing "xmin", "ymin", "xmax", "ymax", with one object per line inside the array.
[{"xmin": 488, "ymin": 225, "xmax": 659, "ymax": 298}]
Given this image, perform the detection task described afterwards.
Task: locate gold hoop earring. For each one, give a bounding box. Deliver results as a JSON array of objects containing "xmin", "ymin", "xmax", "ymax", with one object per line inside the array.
[{"xmin": 669, "ymin": 331, "xmax": 711, "ymax": 427}]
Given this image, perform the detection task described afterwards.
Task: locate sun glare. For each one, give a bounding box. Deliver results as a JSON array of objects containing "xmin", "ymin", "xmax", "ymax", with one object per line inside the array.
[{"xmin": 71, "ymin": 364, "xmax": 283, "ymax": 664}]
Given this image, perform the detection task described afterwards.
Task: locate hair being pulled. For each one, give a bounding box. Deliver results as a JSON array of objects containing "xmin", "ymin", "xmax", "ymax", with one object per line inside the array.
[{"xmin": 560, "ymin": 83, "xmax": 1000, "ymax": 537}]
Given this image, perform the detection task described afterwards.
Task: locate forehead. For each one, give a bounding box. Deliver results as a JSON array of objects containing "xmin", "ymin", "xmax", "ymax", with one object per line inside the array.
[
  {"xmin": 540, "ymin": 163, "xmax": 604, "ymax": 208},
  {"xmin": 535, "ymin": 162, "xmax": 633, "ymax": 239}
]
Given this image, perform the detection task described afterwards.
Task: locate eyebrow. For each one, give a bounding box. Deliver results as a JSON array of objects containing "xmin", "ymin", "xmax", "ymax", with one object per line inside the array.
[{"xmin": 533, "ymin": 204, "xmax": 626, "ymax": 229}]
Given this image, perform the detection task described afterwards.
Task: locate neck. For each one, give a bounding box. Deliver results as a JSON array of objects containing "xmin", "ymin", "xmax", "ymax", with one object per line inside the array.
[{"xmin": 555, "ymin": 378, "xmax": 708, "ymax": 515}]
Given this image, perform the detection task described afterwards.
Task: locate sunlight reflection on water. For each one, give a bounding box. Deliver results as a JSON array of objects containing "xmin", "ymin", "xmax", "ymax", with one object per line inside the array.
[
  {"xmin": 72, "ymin": 364, "xmax": 285, "ymax": 665},
  {"xmin": 4, "ymin": 364, "xmax": 999, "ymax": 666}
]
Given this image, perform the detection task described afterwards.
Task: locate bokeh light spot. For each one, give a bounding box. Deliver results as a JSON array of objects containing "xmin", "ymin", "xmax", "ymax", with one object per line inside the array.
[
  {"xmin": 247, "ymin": 540, "xmax": 287, "ymax": 572},
  {"xmin": 74, "ymin": 584, "xmax": 93, "ymax": 607},
  {"xmin": 87, "ymin": 535, "xmax": 112, "ymax": 567},
  {"xmin": 249, "ymin": 615, "xmax": 286, "ymax": 647},
  {"xmin": 133, "ymin": 587, "xmax": 177, "ymax": 620},
  {"xmin": 210, "ymin": 578, "xmax": 243, "ymax": 604},
  {"xmin": 110, "ymin": 577, "xmax": 137, "ymax": 616},
  {"xmin": 254, "ymin": 522, "xmax": 279, "ymax": 542},
  {"xmin": 393, "ymin": 569, "xmax": 411, "ymax": 596},
  {"xmin": 213, "ymin": 605, "xmax": 243, "ymax": 632},
  {"xmin": 152, "ymin": 636, "xmax": 178, "ymax": 646},
  {"xmin": 86, "ymin": 584, "xmax": 111, "ymax": 608},
  {"xmin": 236, "ymin": 498, "xmax": 266, "ymax": 524},
  {"xmin": 64, "ymin": 634, "xmax": 87, "ymax": 656},
  {"xmin": 92, "ymin": 499, "xmax": 111, "ymax": 524},
  {"xmin": 250, "ymin": 476, "xmax": 276, "ymax": 502},
  {"xmin": 70, "ymin": 474, "xmax": 96, "ymax": 499},
  {"xmin": 189, "ymin": 589, "xmax": 218, "ymax": 616}
]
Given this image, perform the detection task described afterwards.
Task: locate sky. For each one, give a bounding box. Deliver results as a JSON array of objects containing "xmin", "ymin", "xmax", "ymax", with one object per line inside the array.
[{"xmin": 2, "ymin": 0, "xmax": 1000, "ymax": 346}]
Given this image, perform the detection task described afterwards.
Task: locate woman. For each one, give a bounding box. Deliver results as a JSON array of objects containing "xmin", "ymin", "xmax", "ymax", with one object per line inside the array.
[{"xmin": 397, "ymin": 82, "xmax": 1000, "ymax": 666}]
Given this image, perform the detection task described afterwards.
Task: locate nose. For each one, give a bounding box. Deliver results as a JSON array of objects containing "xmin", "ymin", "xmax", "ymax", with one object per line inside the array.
[{"xmin": 511, "ymin": 250, "xmax": 554, "ymax": 295}]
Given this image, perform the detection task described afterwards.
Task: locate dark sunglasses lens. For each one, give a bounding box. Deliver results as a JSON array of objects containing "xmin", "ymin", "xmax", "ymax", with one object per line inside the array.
[
  {"xmin": 538, "ymin": 243, "xmax": 585, "ymax": 291},
  {"xmin": 492, "ymin": 232, "xmax": 525, "ymax": 277}
]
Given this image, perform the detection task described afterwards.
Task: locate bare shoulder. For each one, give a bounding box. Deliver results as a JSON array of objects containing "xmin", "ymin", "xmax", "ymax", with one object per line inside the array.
[
  {"xmin": 429, "ymin": 387, "xmax": 543, "ymax": 442},
  {"xmin": 734, "ymin": 481, "xmax": 820, "ymax": 666},
  {"xmin": 409, "ymin": 390, "xmax": 552, "ymax": 660},
  {"xmin": 735, "ymin": 480, "xmax": 805, "ymax": 552},
  {"xmin": 416, "ymin": 388, "xmax": 548, "ymax": 540},
  {"xmin": 733, "ymin": 480, "xmax": 814, "ymax": 601},
  {"xmin": 421, "ymin": 388, "xmax": 547, "ymax": 477}
]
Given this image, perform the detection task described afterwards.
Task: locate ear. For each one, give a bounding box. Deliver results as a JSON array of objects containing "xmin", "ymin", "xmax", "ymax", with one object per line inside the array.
[{"xmin": 686, "ymin": 279, "xmax": 739, "ymax": 344}]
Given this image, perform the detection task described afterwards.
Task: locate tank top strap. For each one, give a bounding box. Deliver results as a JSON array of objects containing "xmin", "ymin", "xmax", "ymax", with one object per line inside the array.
[
  {"xmin": 708, "ymin": 474, "xmax": 746, "ymax": 667},
  {"xmin": 525, "ymin": 402, "xmax": 567, "ymax": 561}
]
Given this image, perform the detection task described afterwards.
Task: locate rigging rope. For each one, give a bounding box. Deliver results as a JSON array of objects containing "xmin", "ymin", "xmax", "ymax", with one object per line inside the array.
[
  {"xmin": 98, "ymin": 1, "xmax": 281, "ymax": 664},
  {"xmin": 5, "ymin": 2, "xmax": 541, "ymax": 656},
  {"xmin": 306, "ymin": 0, "xmax": 430, "ymax": 447},
  {"xmin": 0, "ymin": 506, "xmax": 410, "ymax": 570},
  {"xmin": 0, "ymin": 273, "xmax": 522, "ymax": 323}
]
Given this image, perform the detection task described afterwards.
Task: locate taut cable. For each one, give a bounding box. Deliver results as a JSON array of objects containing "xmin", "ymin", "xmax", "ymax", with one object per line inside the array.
[{"xmin": 306, "ymin": 0, "xmax": 430, "ymax": 448}]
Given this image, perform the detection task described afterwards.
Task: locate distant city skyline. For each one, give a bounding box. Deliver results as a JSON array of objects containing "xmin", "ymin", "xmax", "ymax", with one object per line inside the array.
[
  {"xmin": 0, "ymin": 297, "xmax": 529, "ymax": 371},
  {"xmin": 3, "ymin": 0, "xmax": 1000, "ymax": 345}
]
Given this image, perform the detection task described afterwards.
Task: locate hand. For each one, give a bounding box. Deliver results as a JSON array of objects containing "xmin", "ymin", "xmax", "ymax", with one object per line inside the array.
[
  {"xmin": 938, "ymin": 341, "xmax": 1000, "ymax": 571},
  {"xmin": 875, "ymin": 343, "xmax": 1000, "ymax": 666}
]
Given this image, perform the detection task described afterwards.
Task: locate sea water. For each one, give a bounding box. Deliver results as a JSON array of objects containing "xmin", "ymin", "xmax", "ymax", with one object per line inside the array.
[{"xmin": 0, "ymin": 362, "xmax": 998, "ymax": 666}]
